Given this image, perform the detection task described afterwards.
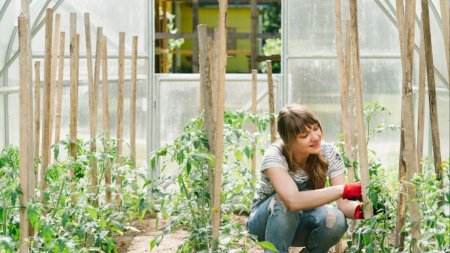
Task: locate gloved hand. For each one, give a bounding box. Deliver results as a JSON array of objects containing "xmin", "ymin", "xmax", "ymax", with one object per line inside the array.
[
  {"xmin": 354, "ymin": 202, "xmax": 364, "ymax": 219},
  {"xmin": 342, "ymin": 181, "xmax": 362, "ymax": 200}
]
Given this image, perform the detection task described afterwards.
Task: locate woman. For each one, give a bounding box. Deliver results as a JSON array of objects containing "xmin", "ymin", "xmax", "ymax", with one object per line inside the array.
[{"xmin": 246, "ymin": 104, "xmax": 364, "ymax": 253}]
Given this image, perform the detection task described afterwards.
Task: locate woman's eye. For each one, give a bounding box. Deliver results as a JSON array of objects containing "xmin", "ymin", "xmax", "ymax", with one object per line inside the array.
[{"xmin": 313, "ymin": 125, "xmax": 319, "ymax": 130}]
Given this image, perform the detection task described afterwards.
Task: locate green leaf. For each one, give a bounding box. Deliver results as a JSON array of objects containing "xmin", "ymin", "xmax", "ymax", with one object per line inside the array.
[
  {"xmin": 86, "ymin": 205, "xmax": 98, "ymax": 220},
  {"xmin": 256, "ymin": 241, "xmax": 279, "ymax": 252}
]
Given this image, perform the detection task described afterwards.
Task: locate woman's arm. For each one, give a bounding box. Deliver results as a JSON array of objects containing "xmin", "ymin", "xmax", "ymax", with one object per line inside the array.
[
  {"xmin": 265, "ymin": 168, "xmax": 345, "ymax": 212},
  {"xmin": 330, "ymin": 174, "xmax": 360, "ymax": 218}
]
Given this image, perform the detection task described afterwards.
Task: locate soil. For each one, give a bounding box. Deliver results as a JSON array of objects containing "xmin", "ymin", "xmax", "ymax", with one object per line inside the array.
[{"xmin": 114, "ymin": 216, "xmax": 339, "ymax": 253}]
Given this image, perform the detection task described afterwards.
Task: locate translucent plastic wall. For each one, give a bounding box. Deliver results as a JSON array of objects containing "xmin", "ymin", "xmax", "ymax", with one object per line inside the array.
[
  {"xmin": 0, "ymin": 0, "xmax": 150, "ymax": 166},
  {"xmin": 153, "ymin": 74, "xmax": 281, "ymax": 149},
  {"xmin": 282, "ymin": 0, "xmax": 449, "ymax": 167}
]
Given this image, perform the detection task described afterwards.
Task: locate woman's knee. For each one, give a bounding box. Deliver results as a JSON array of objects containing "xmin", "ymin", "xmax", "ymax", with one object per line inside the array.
[{"xmin": 313, "ymin": 205, "xmax": 348, "ymax": 243}]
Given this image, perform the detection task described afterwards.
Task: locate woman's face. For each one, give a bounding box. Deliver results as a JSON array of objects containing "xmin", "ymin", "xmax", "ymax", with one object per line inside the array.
[{"xmin": 292, "ymin": 124, "xmax": 322, "ymax": 156}]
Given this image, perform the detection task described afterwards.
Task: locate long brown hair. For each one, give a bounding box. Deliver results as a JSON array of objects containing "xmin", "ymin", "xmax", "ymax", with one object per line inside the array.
[{"xmin": 277, "ymin": 104, "xmax": 328, "ymax": 189}]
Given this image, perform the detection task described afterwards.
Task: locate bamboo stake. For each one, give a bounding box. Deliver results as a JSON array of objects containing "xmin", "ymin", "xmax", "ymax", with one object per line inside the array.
[
  {"xmin": 440, "ymin": 0, "xmax": 450, "ymax": 80},
  {"xmin": 417, "ymin": 22, "xmax": 427, "ymax": 173},
  {"xmin": 349, "ymin": 0, "xmax": 373, "ymax": 218},
  {"xmin": 18, "ymin": 14, "xmax": 31, "ymax": 253},
  {"xmin": 40, "ymin": 9, "xmax": 53, "ymax": 201},
  {"xmin": 90, "ymin": 27, "xmax": 103, "ymax": 207},
  {"xmin": 49, "ymin": 13, "xmax": 60, "ymax": 149},
  {"xmin": 102, "ymin": 35, "xmax": 112, "ymax": 203},
  {"xmin": 394, "ymin": 1, "xmax": 407, "ymax": 247},
  {"xmin": 422, "ymin": 0, "xmax": 443, "ymax": 185},
  {"xmin": 34, "ymin": 61, "xmax": 41, "ymax": 188},
  {"xmin": 116, "ymin": 32, "xmax": 125, "ymax": 207},
  {"xmin": 400, "ymin": 2, "xmax": 421, "ymax": 251},
  {"xmin": 198, "ymin": 24, "xmax": 215, "ymax": 209},
  {"xmin": 266, "ymin": 60, "xmax": 276, "ymax": 143},
  {"xmin": 251, "ymin": 69, "xmax": 257, "ymax": 193},
  {"xmin": 131, "ymin": 36, "xmax": 138, "ymax": 168},
  {"xmin": 211, "ymin": 0, "xmax": 227, "ymax": 249},
  {"xmin": 54, "ymin": 32, "xmax": 65, "ymax": 144}
]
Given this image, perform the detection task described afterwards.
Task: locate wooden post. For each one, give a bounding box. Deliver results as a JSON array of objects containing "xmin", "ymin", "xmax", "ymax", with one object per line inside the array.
[
  {"xmin": 102, "ymin": 35, "xmax": 112, "ymax": 203},
  {"xmin": 250, "ymin": 0, "xmax": 258, "ymax": 70},
  {"xmin": 399, "ymin": 2, "xmax": 421, "ymax": 251},
  {"xmin": 211, "ymin": 0, "xmax": 227, "ymax": 249},
  {"xmin": 198, "ymin": 24, "xmax": 215, "ymax": 208},
  {"xmin": 417, "ymin": 22, "xmax": 427, "ymax": 172},
  {"xmin": 40, "ymin": 9, "xmax": 53, "ymax": 201},
  {"xmin": 266, "ymin": 60, "xmax": 276, "ymax": 143},
  {"xmin": 116, "ymin": 32, "xmax": 125, "ymax": 207},
  {"xmin": 18, "ymin": 14, "xmax": 32, "ymax": 253},
  {"xmin": 421, "ymin": 0, "xmax": 443, "ymax": 184},
  {"xmin": 54, "ymin": 32, "xmax": 65, "ymax": 144},
  {"xmin": 69, "ymin": 35, "xmax": 79, "ymax": 204},
  {"xmin": 131, "ymin": 36, "xmax": 138, "ymax": 169},
  {"xmin": 209, "ymin": 33, "xmax": 217, "ymax": 208},
  {"xmin": 349, "ymin": 0, "xmax": 373, "ymax": 218},
  {"xmin": 34, "ymin": 61, "xmax": 41, "ymax": 188},
  {"xmin": 251, "ymin": 69, "xmax": 257, "ymax": 192},
  {"xmin": 49, "ymin": 13, "xmax": 60, "ymax": 148}
]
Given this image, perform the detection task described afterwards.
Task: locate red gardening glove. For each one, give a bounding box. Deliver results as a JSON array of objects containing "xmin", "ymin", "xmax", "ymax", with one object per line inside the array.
[
  {"xmin": 354, "ymin": 202, "xmax": 364, "ymax": 219},
  {"xmin": 342, "ymin": 181, "xmax": 362, "ymax": 200}
]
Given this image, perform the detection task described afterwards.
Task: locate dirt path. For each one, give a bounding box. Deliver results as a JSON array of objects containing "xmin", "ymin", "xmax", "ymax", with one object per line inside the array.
[{"xmin": 114, "ymin": 217, "xmax": 333, "ymax": 253}]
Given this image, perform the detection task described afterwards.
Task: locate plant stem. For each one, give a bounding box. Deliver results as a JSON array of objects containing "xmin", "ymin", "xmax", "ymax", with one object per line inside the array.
[{"xmin": 51, "ymin": 177, "xmax": 66, "ymax": 218}]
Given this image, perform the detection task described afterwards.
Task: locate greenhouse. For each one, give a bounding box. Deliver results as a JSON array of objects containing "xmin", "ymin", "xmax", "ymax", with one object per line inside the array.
[{"xmin": 0, "ymin": 0, "xmax": 449, "ymax": 252}]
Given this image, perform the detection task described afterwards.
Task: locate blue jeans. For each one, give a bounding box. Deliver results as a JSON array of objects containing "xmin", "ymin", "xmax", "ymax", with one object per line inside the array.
[{"xmin": 247, "ymin": 194, "xmax": 348, "ymax": 253}]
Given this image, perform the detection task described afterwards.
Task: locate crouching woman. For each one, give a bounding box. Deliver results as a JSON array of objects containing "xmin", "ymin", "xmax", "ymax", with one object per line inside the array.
[{"xmin": 247, "ymin": 104, "xmax": 364, "ymax": 253}]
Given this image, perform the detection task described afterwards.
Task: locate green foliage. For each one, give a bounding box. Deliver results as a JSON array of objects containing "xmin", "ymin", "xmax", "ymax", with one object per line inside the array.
[
  {"xmin": 0, "ymin": 134, "xmax": 146, "ymax": 252},
  {"xmin": 148, "ymin": 110, "xmax": 271, "ymax": 252}
]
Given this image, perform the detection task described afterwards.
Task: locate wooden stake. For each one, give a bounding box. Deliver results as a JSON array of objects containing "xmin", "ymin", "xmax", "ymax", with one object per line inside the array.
[
  {"xmin": 90, "ymin": 27, "xmax": 103, "ymax": 207},
  {"xmin": 344, "ymin": 19, "xmax": 356, "ymax": 177},
  {"xmin": 131, "ymin": 36, "xmax": 138, "ymax": 168},
  {"xmin": 49, "ymin": 13, "xmax": 60, "ymax": 148},
  {"xmin": 394, "ymin": 1, "xmax": 407, "ymax": 247},
  {"xmin": 211, "ymin": 0, "xmax": 227, "ymax": 249},
  {"xmin": 102, "ymin": 35, "xmax": 112, "ymax": 203},
  {"xmin": 335, "ymin": 0, "xmax": 354, "ymax": 184},
  {"xmin": 69, "ymin": 34, "xmax": 79, "ymax": 204},
  {"xmin": 349, "ymin": 0, "xmax": 373, "ymax": 218},
  {"xmin": 421, "ymin": 0, "xmax": 443, "ymax": 184},
  {"xmin": 266, "ymin": 60, "xmax": 276, "ymax": 143},
  {"xmin": 116, "ymin": 32, "xmax": 125, "ymax": 207},
  {"xmin": 417, "ymin": 22, "xmax": 426, "ymax": 172},
  {"xmin": 199, "ymin": 24, "xmax": 215, "ymax": 208},
  {"xmin": 251, "ymin": 69, "xmax": 257, "ymax": 192},
  {"xmin": 18, "ymin": 14, "xmax": 31, "ymax": 253},
  {"xmin": 54, "ymin": 32, "xmax": 65, "ymax": 144},
  {"xmin": 400, "ymin": 2, "xmax": 421, "ymax": 251},
  {"xmin": 40, "ymin": 8, "xmax": 53, "ymax": 201},
  {"xmin": 34, "ymin": 61, "xmax": 41, "ymax": 189}
]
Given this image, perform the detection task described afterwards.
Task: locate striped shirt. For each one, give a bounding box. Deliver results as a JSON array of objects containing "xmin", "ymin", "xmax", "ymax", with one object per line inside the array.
[{"xmin": 252, "ymin": 142, "xmax": 345, "ymax": 208}]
